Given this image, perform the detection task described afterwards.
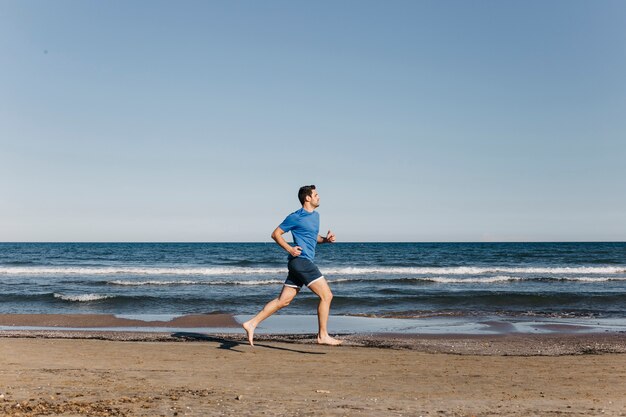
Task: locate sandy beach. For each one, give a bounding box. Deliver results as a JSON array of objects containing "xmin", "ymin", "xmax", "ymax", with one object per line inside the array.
[{"xmin": 1, "ymin": 329, "xmax": 626, "ymax": 416}]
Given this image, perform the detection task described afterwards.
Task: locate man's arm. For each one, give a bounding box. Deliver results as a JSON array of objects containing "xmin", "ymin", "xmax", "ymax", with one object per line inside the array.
[
  {"xmin": 317, "ymin": 230, "xmax": 336, "ymax": 244},
  {"xmin": 271, "ymin": 227, "xmax": 302, "ymax": 257}
]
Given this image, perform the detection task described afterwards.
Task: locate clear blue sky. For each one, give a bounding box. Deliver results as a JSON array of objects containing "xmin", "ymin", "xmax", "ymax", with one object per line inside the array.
[{"xmin": 1, "ymin": 1, "xmax": 625, "ymax": 242}]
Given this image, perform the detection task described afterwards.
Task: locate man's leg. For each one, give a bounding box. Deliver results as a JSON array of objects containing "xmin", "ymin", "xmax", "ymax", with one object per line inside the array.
[
  {"xmin": 308, "ymin": 278, "xmax": 342, "ymax": 345},
  {"xmin": 242, "ymin": 285, "xmax": 299, "ymax": 346}
]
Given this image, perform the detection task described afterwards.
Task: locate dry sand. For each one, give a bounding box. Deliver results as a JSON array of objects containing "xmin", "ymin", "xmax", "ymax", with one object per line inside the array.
[{"xmin": 1, "ymin": 332, "xmax": 626, "ymax": 416}]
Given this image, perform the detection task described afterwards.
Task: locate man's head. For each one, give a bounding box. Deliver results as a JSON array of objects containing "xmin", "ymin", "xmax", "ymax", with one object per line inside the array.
[{"xmin": 298, "ymin": 185, "xmax": 319, "ymax": 208}]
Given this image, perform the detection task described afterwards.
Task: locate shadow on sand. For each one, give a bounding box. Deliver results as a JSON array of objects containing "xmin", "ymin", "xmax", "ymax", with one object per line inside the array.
[{"xmin": 171, "ymin": 332, "xmax": 325, "ymax": 355}]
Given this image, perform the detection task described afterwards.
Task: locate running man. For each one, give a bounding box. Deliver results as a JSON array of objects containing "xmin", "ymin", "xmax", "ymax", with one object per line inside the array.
[{"xmin": 243, "ymin": 185, "xmax": 342, "ymax": 346}]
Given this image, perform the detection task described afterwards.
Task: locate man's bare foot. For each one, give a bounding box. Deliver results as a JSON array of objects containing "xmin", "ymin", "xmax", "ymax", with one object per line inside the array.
[
  {"xmin": 242, "ymin": 320, "xmax": 256, "ymax": 346},
  {"xmin": 317, "ymin": 334, "xmax": 342, "ymax": 346}
]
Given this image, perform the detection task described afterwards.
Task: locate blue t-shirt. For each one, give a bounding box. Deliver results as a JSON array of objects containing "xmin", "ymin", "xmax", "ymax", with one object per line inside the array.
[{"xmin": 278, "ymin": 208, "xmax": 320, "ymax": 261}]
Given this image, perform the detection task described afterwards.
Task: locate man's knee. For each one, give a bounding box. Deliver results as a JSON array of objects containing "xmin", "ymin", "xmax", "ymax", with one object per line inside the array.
[
  {"xmin": 278, "ymin": 297, "xmax": 293, "ymax": 308},
  {"xmin": 318, "ymin": 290, "xmax": 333, "ymax": 302}
]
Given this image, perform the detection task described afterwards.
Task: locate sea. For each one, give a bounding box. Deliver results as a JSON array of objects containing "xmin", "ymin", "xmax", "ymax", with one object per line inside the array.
[{"xmin": 1, "ymin": 242, "xmax": 625, "ymax": 323}]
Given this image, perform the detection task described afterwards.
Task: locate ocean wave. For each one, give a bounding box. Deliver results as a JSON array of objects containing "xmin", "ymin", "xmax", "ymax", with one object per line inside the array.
[
  {"xmin": 326, "ymin": 266, "xmax": 626, "ymax": 275},
  {"xmin": 329, "ymin": 275, "xmax": 626, "ymax": 285},
  {"xmin": 108, "ymin": 279, "xmax": 282, "ymax": 286},
  {"xmin": 102, "ymin": 275, "xmax": 626, "ymax": 287},
  {"xmin": 427, "ymin": 275, "xmax": 521, "ymax": 283},
  {"xmin": 0, "ymin": 261, "xmax": 37, "ymax": 266},
  {"xmin": 0, "ymin": 266, "xmax": 286, "ymax": 276},
  {"xmin": 1, "ymin": 265, "xmax": 624, "ymax": 276},
  {"xmin": 53, "ymin": 293, "xmax": 114, "ymax": 302},
  {"xmin": 348, "ymin": 310, "xmax": 605, "ymax": 319},
  {"xmin": 417, "ymin": 276, "xmax": 625, "ymax": 284},
  {"xmin": 550, "ymin": 276, "xmax": 626, "ymax": 282}
]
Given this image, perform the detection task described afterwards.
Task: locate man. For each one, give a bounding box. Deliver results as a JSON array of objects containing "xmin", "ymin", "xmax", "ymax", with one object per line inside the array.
[{"xmin": 242, "ymin": 185, "xmax": 342, "ymax": 346}]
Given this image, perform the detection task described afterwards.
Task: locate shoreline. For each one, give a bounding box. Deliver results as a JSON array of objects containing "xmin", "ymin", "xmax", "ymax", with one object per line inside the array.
[
  {"xmin": 1, "ymin": 313, "xmax": 625, "ymax": 356},
  {"xmin": 0, "ymin": 313, "xmax": 239, "ymax": 328},
  {"xmin": 1, "ymin": 312, "xmax": 625, "ymax": 335}
]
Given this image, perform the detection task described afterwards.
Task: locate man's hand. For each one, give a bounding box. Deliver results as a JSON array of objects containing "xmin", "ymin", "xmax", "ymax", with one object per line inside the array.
[
  {"xmin": 326, "ymin": 230, "xmax": 336, "ymax": 243},
  {"xmin": 290, "ymin": 246, "xmax": 302, "ymax": 257}
]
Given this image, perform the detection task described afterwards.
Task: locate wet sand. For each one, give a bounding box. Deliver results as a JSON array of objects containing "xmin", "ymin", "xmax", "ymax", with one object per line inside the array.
[
  {"xmin": 1, "ymin": 330, "xmax": 626, "ymax": 416},
  {"xmin": 0, "ymin": 313, "xmax": 239, "ymax": 328}
]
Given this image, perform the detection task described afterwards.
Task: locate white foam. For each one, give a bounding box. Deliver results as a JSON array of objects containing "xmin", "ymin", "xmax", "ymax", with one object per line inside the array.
[
  {"xmin": 427, "ymin": 275, "xmax": 521, "ymax": 284},
  {"xmin": 224, "ymin": 279, "xmax": 283, "ymax": 285},
  {"xmin": 325, "ymin": 266, "xmax": 626, "ymax": 275},
  {"xmin": 1, "ymin": 265, "xmax": 624, "ymax": 276},
  {"xmin": 53, "ymin": 293, "xmax": 113, "ymax": 302},
  {"xmin": 558, "ymin": 276, "xmax": 625, "ymax": 282},
  {"xmin": 108, "ymin": 279, "xmax": 282, "ymax": 286},
  {"xmin": 109, "ymin": 280, "xmax": 203, "ymax": 286},
  {"xmin": 0, "ymin": 266, "xmax": 286, "ymax": 276}
]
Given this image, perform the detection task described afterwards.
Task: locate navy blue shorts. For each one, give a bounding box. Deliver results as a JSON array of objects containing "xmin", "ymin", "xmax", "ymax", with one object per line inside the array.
[{"xmin": 284, "ymin": 257, "xmax": 324, "ymax": 288}]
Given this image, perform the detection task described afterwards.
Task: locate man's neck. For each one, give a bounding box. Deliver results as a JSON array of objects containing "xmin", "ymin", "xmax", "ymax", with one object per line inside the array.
[{"xmin": 302, "ymin": 203, "xmax": 316, "ymax": 212}]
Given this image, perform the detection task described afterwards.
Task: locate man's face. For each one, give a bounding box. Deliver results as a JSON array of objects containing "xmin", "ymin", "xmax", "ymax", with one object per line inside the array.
[{"xmin": 308, "ymin": 190, "xmax": 320, "ymax": 208}]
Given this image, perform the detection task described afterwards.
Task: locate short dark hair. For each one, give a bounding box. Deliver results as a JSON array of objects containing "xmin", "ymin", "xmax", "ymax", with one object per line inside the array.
[{"xmin": 298, "ymin": 185, "xmax": 316, "ymax": 205}]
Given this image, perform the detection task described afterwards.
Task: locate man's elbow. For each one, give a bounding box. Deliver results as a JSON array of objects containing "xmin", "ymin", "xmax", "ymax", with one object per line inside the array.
[{"xmin": 271, "ymin": 228, "xmax": 282, "ymax": 241}]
